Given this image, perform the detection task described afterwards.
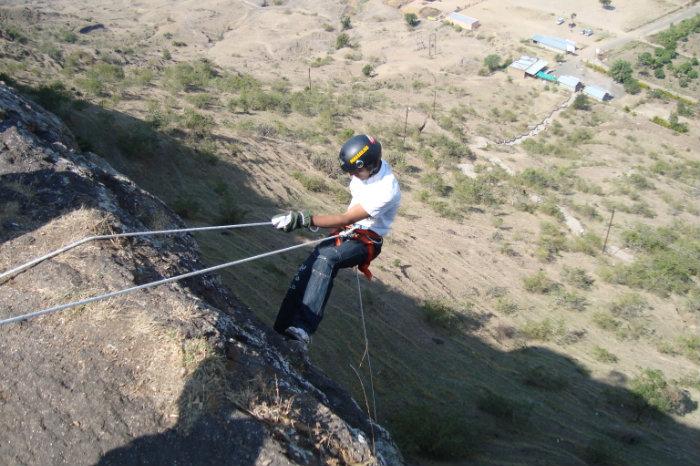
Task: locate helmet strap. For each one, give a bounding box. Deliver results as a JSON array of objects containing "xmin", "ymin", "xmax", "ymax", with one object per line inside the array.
[{"xmin": 369, "ymin": 160, "xmax": 381, "ymax": 176}]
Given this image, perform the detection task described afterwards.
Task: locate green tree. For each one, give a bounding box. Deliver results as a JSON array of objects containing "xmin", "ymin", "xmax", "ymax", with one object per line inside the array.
[
  {"xmin": 404, "ymin": 13, "xmax": 419, "ymax": 27},
  {"xmin": 599, "ymin": 0, "xmax": 612, "ymax": 7},
  {"xmin": 610, "ymin": 60, "xmax": 633, "ymax": 83},
  {"xmin": 484, "ymin": 54, "xmax": 502, "ymax": 72}
]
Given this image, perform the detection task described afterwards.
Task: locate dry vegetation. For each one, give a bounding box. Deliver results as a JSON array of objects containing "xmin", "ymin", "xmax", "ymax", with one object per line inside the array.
[{"xmin": 1, "ymin": 0, "xmax": 699, "ymax": 464}]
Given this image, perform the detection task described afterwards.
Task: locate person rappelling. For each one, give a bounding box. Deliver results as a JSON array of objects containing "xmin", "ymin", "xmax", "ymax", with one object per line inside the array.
[{"xmin": 271, "ymin": 135, "xmax": 401, "ymax": 349}]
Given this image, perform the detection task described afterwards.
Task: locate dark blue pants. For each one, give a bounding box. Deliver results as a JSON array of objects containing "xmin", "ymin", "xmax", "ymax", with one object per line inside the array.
[{"xmin": 274, "ymin": 237, "xmax": 381, "ymax": 335}]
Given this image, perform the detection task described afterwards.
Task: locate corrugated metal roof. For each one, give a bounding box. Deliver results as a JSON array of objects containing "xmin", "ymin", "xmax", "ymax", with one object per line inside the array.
[
  {"xmin": 447, "ymin": 12, "xmax": 479, "ymax": 24},
  {"xmin": 558, "ymin": 75, "xmax": 581, "ymax": 88},
  {"xmin": 525, "ymin": 59, "xmax": 548, "ymax": 75},
  {"xmin": 509, "ymin": 55, "xmax": 538, "ymax": 71},
  {"xmin": 532, "ymin": 34, "xmax": 576, "ymax": 52},
  {"xmin": 584, "ymin": 85, "xmax": 611, "ymax": 101},
  {"xmin": 536, "ymin": 70, "xmax": 557, "ymax": 82}
]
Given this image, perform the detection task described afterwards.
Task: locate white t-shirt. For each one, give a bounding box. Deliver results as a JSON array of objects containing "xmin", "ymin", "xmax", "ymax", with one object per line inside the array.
[{"xmin": 348, "ymin": 160, "xmax": 401, "ymax": 237}]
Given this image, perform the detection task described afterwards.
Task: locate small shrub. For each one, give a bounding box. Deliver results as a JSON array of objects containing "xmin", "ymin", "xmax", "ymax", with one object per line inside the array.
[
  {"xmin": 115, "ymin": 124, "xmax": 157, "ymax": 159},
  {"xmin": 495, "ymin": 297, "xmax": 518, "ymax": 315},
  {"xmin": 453, "ymin": 176, "xmax": 500, "ymax": 206},
  {"xmin": 340, "ymin": 16, "xmax": 352, "ymax": 30},
  {"xmin": 676, "ymin": 335, "xmax": 700, "ymax": 363},
  {"xmin": 592, "ymin": 311, "xmax": 621, "ymax": 332},
  {"xmin": 581, "ymin": 439, "xmax": 623, "ymax": 466},
  {"xmin": 291, "ymin": 170, "xmax": 329, "ymax": 192},
  {"xmin": 573, "ymin": 93, "xmax": 590, "ymax": 110},
  {"xmin": 539, "ymin": 198, "xmax": 564, "ymax": 221},
  {"xmin": 404, "ymin": 13, "xmax": 419, "ymax": 27},
  {"xmin": 483, "ymin": 54, "xmax": 502, "ymax": 72},
  {"xmin": 59, "ymin": 30, "xmax": 78, "ymax": 43},
  {"xmin": 570, "ymin": 232, "xmax": 602, "ymax": 256},
  {"xmin": 630, "ymin": 368, "xmax": 695, "ymax": 416},
  {"xmin": 554, "ymin": 290, "xmax": 588, "ymax": 312},
  {"xmin": 217, "ymin": 196, "xmax": 247, "ymax": 224},
  {"xmin": 623, "ymin": 78, "xmax": 641, "ymax": 95},
  {"xmin": 536, "ymin": 222, "xmax": 568, "ymax": 262},
  {"xmin": 420, "ymin": 172, "xmax": 450, "ymax": 196},
  {"xmin": 180, "ymin": 108, "xmax": 214, "ymax": 137},
  {"xmin": 362, "ymin": 63, "xmax": 374, "ymax": 77},
  {"xmin": 186, "ymin": 93, "xmax": 217, "ymax": 109},
  {"xmin": 422, "ymin": 300, "xmax": 460, "ymax": 328},
  {"xmin": 609, "ymin": 293, "xmax": 649, "ymax": 319},
  {"xmin": 476, "ymin": 390, "xmax": 526, "ymax": 422},
  {"xmin": 390, "ymin": 405, "xmax": 479, "ymax": 460},
  {"xmin": 561, "ymin": 266, "xmax": 594, "ymax": 289},
  {"xmin": 523, "ymin": 271, "xmax": 559, "ymax": 294},
  {"xmin": 163, "ymin": 60, "xmax": 216, "ymax": 92},
  {"xmin": 335, "ymin": 33, "xmax": 351, "ymax": 49},
  {"xmin": 520, "ymin": 318, "xmax": 564, "ymax": 342},
  {"xmin": 172, "ymin": 195, "xmax": 200, "ymax": 219},
  {"xmin": 522, "ymin": 365, "xmax": 569, "ymax": 391},
  {"xmin": 592, "ymin": 346, "xmax": 619, "ymax": 363},
  {"xmin": 5, "ymin": 26, "xmax": 28, "ymax": 44}
]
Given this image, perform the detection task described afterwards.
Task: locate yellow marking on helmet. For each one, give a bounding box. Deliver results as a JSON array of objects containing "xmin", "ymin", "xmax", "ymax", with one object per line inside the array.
[{"xmin": 349, "ymin": 145, "xmax": 369, "ymax": 164}]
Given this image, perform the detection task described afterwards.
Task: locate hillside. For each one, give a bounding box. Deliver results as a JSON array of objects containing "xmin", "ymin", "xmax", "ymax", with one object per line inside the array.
[
  {"xmin": 0, "ymin": 83, "xmax": 401, "ymax": 464},
  {"xmin": 1, "ymin": 0, "xmax": 699, "ymax": 464}
]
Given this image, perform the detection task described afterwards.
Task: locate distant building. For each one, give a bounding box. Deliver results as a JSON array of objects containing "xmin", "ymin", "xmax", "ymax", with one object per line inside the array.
[
  {"xmin": 532, "ymin": 34, "xmax": 576, "ymax": 54},
  {"xmin": 536, "ymin": 70, "xmax": 557, "ymax": 82},
  {"xmin": 584, "ymin": 85, "xmax": 613, "ymax": 101},
  {"xmin": 508, "ymin": 55, "xmax": 548, "ymax": 78},
  {"xmin": 446, "ymin": 12, "xmax": 480, "ymax": 30},
  {"xmin": 558, "ymin": 75, "xmax": 583, "ymax": 92}
]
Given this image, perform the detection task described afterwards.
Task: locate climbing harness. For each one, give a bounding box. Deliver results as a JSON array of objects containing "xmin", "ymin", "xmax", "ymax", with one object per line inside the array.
[
  {"xmin": 331, "ymin": 226, "xmax": 382, "ymax": 280},
  {"xmin": 0, "ymin": 223, "xmax": 343, "ymax": 326},
  {"xmin": 0, "ymin": 221, "xmax": 272, "ymax": 283}
]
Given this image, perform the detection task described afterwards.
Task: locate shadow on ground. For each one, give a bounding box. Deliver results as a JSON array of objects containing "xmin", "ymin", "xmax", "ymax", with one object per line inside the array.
[{"xmin": 2, "ymin": 81, "xmax": 698, "ymax": 465}]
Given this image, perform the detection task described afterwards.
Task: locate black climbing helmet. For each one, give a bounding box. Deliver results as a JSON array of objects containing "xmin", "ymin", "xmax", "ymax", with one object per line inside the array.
[{"xmin": 338, "ymin": 135, "xmax": 382, "ymax": 173}]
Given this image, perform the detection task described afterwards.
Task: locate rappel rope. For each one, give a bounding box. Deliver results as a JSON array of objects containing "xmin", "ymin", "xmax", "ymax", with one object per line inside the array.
[
  {"xmin": 0, "ymin": 228, "xmax": 345, "ymax": 327},
  {"xmin": 0, "ymin": 221, "xmax": 272, "ymax": 283},
  {"xmin": 350, "ymin": 267, "xmax": 378, "ymax": 456}
]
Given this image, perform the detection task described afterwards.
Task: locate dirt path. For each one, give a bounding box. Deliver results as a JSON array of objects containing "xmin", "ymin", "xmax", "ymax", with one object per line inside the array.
[{"xmin": 502, "ymin": 92, "xmax": 577, "ymax": 146}]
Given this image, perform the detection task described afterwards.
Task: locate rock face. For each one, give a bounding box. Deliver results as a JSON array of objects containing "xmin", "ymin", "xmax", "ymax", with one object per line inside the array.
[{"xmin": 0, "ymin": 83, "xmax": 403, "ymax": 465}]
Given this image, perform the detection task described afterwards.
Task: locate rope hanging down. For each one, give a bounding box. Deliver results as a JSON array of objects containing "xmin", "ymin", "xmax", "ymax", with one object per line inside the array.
[
  {"xmin": 0, "ymin": 221, "xmax": 272, "ymax": 283},
  {"xmin": 0, "ymin": 232, "xmax": 343, "ymax": 327}
]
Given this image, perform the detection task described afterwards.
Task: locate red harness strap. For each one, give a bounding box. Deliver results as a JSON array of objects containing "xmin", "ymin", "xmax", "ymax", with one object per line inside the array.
[{"xmin": 331, "ymin": 227, "xmax": 382, "ymax": 280}]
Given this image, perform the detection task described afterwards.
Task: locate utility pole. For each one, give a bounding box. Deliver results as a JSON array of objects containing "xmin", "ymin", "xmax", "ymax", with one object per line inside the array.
[
  {"xmin": 308, "ymin": 67, "xmax": 311, "ymax": 90},
  {"xmin": 428, "ymin": 32, "xmax": 436, "ymax": 58},
  {"xmin": 602, "ymin": 208, "xmax": 615, "ymax": 254},
  {"xmin": 402, "ymin": 107, "xmax": 410, "ymax": 147},
  {"xmin": 432, "ymin": 74, "xmax": 437, "ymax": 115}
]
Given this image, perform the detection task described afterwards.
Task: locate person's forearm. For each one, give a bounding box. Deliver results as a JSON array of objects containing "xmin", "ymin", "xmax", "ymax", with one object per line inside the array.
[
  {"xmin": 311, "ymin": 213, "xmax": 354, "ymax": 228},
  {"xmin": 311, "ymin": 204, "xmax": 370, "ymax": 228}
]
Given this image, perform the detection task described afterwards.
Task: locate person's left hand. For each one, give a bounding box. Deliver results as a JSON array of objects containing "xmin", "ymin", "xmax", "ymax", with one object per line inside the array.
[{"xmin": 271, "ymin": 210, "xmax": 313, "ymax": 232}]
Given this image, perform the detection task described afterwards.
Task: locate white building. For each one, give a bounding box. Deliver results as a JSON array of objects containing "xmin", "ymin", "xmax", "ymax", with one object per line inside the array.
[{"xmin": 446, "ymin": 12, "xmax": 480, "ymax": 30}]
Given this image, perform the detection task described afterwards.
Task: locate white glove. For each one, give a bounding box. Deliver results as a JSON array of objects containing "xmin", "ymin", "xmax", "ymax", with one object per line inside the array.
[{"xmin": 271, "ymin": 210, "xmax": 312, "ymax": 232}]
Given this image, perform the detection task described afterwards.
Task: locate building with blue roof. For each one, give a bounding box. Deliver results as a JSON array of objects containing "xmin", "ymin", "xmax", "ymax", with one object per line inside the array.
[
  {"xmin": 532, "ymin": 34, "xmax": 576, "ymax": 54},
  {"xmin": 584, "ymin": 85, "xmax": 612, "ymax": 101},
  {"xmin": 558, "ymin": 75, "xmax": 583, "ymax": 92}
]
